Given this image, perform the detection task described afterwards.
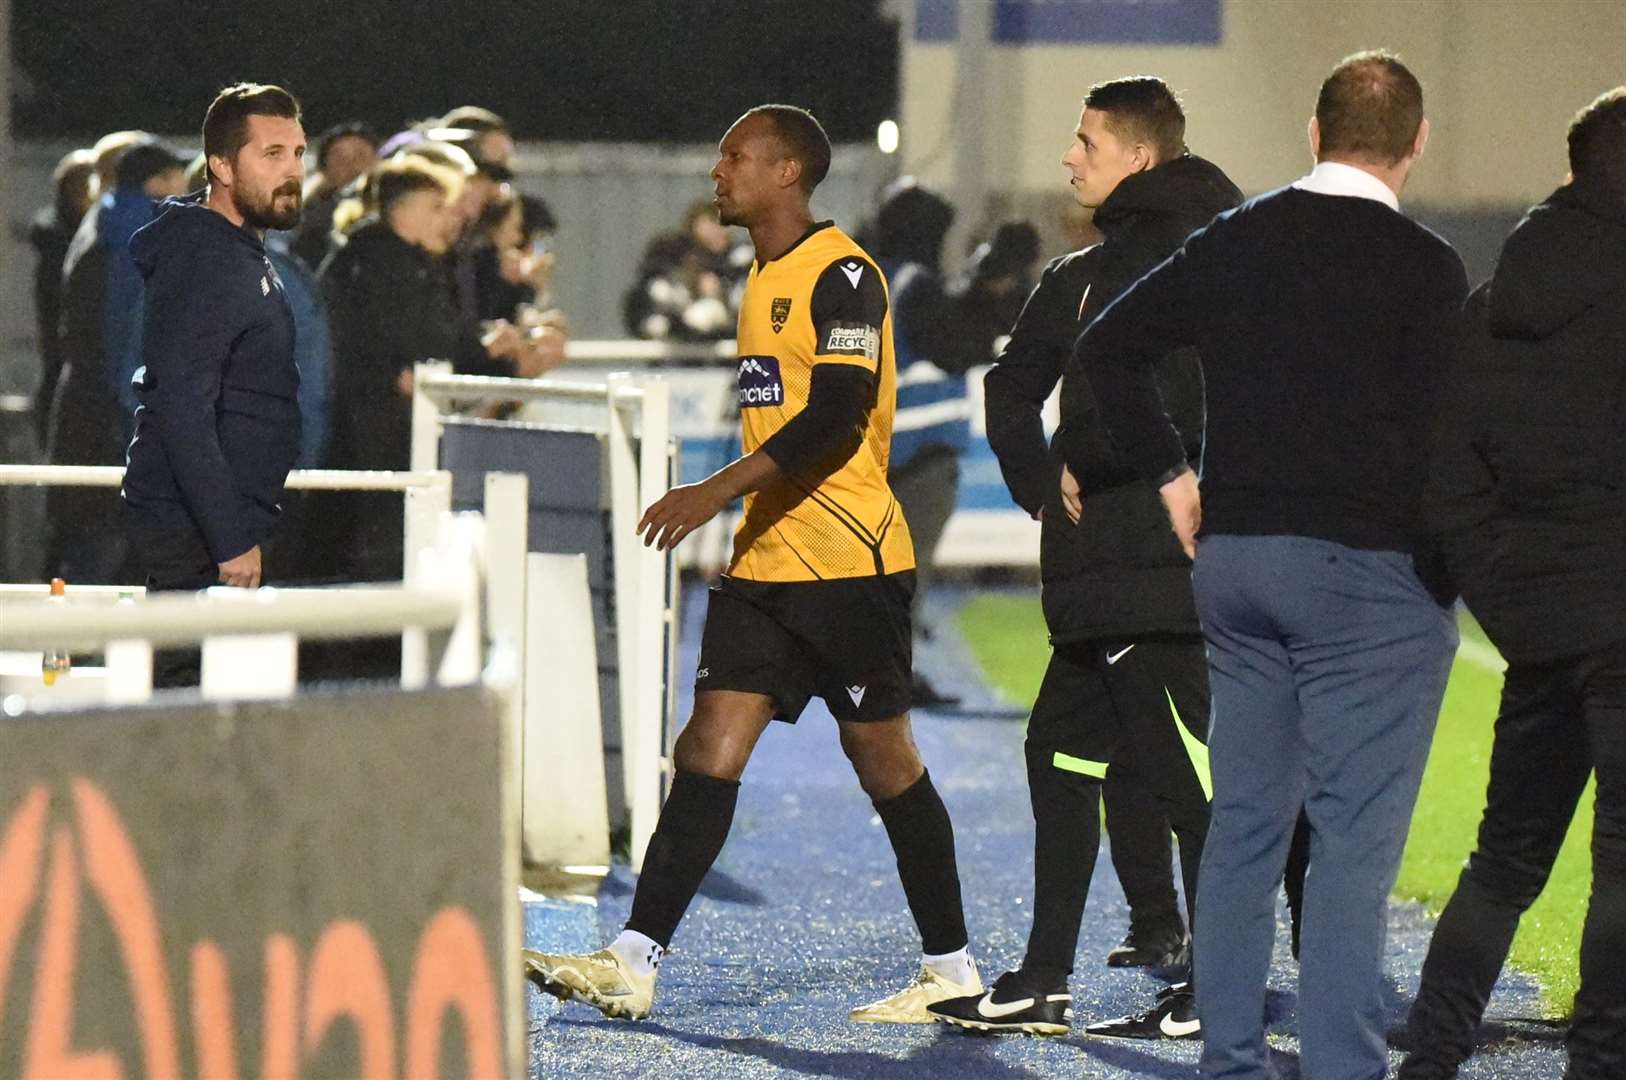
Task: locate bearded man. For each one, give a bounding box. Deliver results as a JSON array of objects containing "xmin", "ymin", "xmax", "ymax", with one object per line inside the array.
[{"xmin": 121, "ymin": 83, "xmax": 307, "ymax": 687}]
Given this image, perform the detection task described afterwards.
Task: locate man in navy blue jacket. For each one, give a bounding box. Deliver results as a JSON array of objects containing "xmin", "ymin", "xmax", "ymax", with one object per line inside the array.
[
  {"xmin": 1078, "ymin": 53, "xmax": 1467, "ymax": 1078},
  {"xmin": 122, "ymin": 83, "xmax": 307, "ymax": 686}
]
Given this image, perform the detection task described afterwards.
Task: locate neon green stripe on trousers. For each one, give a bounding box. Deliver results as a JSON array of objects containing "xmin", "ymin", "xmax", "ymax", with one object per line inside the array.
[
  {"xmin": 1052, "ymin": 751, "xmax": 1109, "ymax": 779},
  {"xmin": 1166, "ymin": 688, "xmax": 1213, "ymax": 801}
]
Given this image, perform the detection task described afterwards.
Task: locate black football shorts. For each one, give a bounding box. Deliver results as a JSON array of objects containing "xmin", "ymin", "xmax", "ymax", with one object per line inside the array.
[{"xmin": 694, "ymin": 571, "xmax": 915, "ymax": 723}]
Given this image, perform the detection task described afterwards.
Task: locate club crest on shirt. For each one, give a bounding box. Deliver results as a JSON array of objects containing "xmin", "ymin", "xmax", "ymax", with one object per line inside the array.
[{"xmin": 770, "ymin": 297, "xmax": 792, "ymax": 334}]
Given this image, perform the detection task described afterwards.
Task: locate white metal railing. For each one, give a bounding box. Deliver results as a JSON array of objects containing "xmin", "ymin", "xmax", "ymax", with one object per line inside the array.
[
  {"xmin": 0, "ymin": 509, "xmax": 486, "ymax": 706},
  {"xmin": 412, "ymin": 363, "xmax": 676, "ymax": 872},
  {"xmin": 0, "ymin": 463, "xmax": 458, "ymax": 685},
  {"xmin": 0, "ymin": 583, "xmax": 463, "ymax": 650}
]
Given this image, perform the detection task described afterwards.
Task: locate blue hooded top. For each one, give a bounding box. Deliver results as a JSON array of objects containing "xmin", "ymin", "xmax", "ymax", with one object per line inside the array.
[
  {"xmin": 97, "ymin": 188, "xmax": 161, "ymax": 425},
  {"xmin": 122, "ymin": 195, "xmax": 301, "ymax": 563},
  {"xmin": 265, "ymin": 232, "xmax": 333, "ymax": 469}
]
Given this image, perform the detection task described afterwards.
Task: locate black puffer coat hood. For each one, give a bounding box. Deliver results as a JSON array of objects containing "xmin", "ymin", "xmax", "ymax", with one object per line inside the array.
[{"xmin": 1488, "ymin": 178, "xmax": 1626, "ymax": 340}]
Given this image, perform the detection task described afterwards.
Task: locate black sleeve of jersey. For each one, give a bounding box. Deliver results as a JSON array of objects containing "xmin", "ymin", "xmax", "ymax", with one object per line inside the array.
[
  {"xmin": 809, "ymin": 257, "xmax": 888, "ymax": 367},
  {"xmin": 759, "ymin": 363, "xmax": 876, "ymax": 487}
]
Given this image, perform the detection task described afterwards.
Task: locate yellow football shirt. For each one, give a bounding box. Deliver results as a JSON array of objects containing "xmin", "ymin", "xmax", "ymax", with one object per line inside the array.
[{"xmin": 729, "ymin": 223, "xmax": 915, "ymax": 581}]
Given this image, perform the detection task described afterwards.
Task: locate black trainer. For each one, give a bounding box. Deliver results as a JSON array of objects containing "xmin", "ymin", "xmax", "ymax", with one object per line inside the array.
[
  {"xmin": 1085, "ymin": 982, "xmax": 1200, "ymax": 1040},
  {"xmin": 1105, "ymin": 921, "xmax": 1189, "ymax": 968},
  {"xmin": 927, "ymin": 969, "xmax": 1072, "ymax": 1036}
]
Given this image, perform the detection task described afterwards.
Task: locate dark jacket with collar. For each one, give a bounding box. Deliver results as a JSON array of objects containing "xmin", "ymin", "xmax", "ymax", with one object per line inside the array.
[
  {"xmin": 44, "ymin": 190, "xmax": 158, "ymax": 576},
  {"xmin": 1426, "ymin": 179, "xmax": 1626, "ymax": 664},
  {"xmin": 29, "ymin": 204, "xmax": 83, "ymax": 445},
  {"xmin": 984, "ymin": 153, "xmax": 1242, "ymax": 642},
  {"xmin": 122, "ymin": 195, "xmax": 301, "ymax": 564},
  {"xmin": 47, "ymin": 189, "xmax": 155, "ymax": 468},
  {"xmin": 1080, "ymin": 183, "xmax": 1467, "ymax": 575},
  {"xmin": 319, "ymin": 218, "xmax": 499, "ymax": 473}
]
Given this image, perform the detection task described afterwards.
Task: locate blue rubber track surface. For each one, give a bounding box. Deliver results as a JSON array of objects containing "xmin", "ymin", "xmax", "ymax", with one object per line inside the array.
[{"xmin": 524, "ymin": 587, "xmax": 1566, "ymax": 1078}]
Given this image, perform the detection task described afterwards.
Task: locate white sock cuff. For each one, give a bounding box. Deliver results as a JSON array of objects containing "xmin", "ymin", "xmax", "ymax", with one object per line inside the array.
[
  {"xmin": 611, "ymin": 929, "xmax": 665, "ymax": 976},
  {"xmin": 922, "ymin": 946, "xmax": 975, "ymax": 984}
]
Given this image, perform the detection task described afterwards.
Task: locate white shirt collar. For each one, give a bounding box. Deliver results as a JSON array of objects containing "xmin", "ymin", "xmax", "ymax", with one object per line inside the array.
[{"xmin": 1291, "ymin": 160, "xmax": 1400, "ymax": 211}]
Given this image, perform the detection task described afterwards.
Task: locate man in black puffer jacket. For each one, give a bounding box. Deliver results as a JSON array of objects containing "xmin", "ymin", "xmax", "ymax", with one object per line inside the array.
[
  {"xmin": 931, "ymin": 77, "xmax": 1241, "ymax": 1042},
  {"xmin": 1404, "ymin": 86, "xmax": 1626, "ymax": 1080}
]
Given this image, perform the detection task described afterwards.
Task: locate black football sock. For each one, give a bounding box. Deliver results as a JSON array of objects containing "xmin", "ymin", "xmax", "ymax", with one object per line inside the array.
[
  {"xmin": 1021, "ymin": 740, "xmax": 1102, "ymax": 980},
  {"xmin": 625, "ymin": 770, "xmax": 741, "ymax": 948},
  {"xmin": 874, "ymin": 769, "xmax": 969, "ymax": 956}
]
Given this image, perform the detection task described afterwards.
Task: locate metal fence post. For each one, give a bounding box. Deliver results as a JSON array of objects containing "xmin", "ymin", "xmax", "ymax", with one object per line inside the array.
[{"xmin": 402, "ymin": 470, "xmax": 453, "ymax": 688}]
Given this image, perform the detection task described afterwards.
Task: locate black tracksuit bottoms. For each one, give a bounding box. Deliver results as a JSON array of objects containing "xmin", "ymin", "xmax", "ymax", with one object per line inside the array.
[
  {"xmin": 1020, "ymin": 634, "xmax": 1211, "ymax": 980},
  {"xmin": 1403, "ymin": 640, "xmax": 1626, "ymax": 1080}
]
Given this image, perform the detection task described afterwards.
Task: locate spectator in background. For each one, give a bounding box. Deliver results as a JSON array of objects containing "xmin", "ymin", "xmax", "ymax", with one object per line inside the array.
[
  {"xmin": 319, "ymin": 156, "xmax": 537, "ymax": 591},
  {"xmin": 439, "ymin": 104, "xmax": 515, "ymax": 167},
  {"xmin": 290, "ymin": 121, "xmax": 378, "ymax": 268},
  {"xmin": 52, "ymin": 129, "xmax": 157, "ymax": 405},
  {"xmin": 624, "ymin": 200, "xmax": 751, "ymax": 341},
  {"xmin": 271, "ymin": 238, "xmax": 334, "ymax": 475},
  {"xmin": 28, "ymin": 148, "xmax": 96, "ymax": 447},
  {"xmin": 45, "ymin": 141, "xmax": 186, "ymax": 584},
  {"xmin": 1404, "ymin": 85, "xmax": 1626, "ymax": 1080},
  {"xmin": 88, "ymin": 130, "xmax": 153, "ymax": 199},
  {"xmin": 61, "ymin": 129, "xmax": 156, "ymax": 280},
  {"xmin": 473, "ymin": 187, "xmax": 554, "ymax": 321},
  {"xmin": 956, "ymin": 221, "xmax": 1042, "ymax": 348},
  {"xmin": 402, "ymin": 137, "xmax": 502, "ymax": 326},
  {"xmin": 519, "ymin": 193, "xmax": 560, "ymax": 304},
  {"xmin": 870, "ymin": 176, "xmax": 1038, "ymax": 706}
]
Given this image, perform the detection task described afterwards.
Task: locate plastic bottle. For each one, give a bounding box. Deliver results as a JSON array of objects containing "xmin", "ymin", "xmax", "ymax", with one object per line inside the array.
[{"xmin": 41, "ymin": 578, "xmax": 71, "ymax": 687}]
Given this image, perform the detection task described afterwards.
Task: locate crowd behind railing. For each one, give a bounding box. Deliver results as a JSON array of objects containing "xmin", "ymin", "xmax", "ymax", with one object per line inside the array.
[{"xmin": 20, "ymin": 102, "xmax": 1046, "ymax": 692}]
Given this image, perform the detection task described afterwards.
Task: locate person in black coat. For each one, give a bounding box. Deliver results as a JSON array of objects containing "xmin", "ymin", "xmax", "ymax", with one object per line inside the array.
[
  {"xmin": 289, "ymin": 121, "xmax": 377, "ymax": 270},
  {"xmin": 1404, "ymin": 86, "xmax": 1626, "ymax": 1080},
  {"xmin": 122, "ymin": 85, "xmax": 309, "ymax": 687},
  {"xmin": 318, "ymin": 154, "xmax": 534, "ymax": 593},
  {"xmin": 47, "ymin": 142, "xmax": 186, "ymax": 584},
  {"xmin": 933, "ymin": 77, "xmax": 1241, "ymax": 1041},
  {"xmin": 28, "ymin": 149, "xmax": 96, "ymax": 448}
]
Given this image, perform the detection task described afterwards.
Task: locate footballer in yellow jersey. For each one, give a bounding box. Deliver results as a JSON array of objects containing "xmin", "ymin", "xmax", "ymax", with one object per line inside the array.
[
  {"xmin": 529, "ymin": 107, "xmax": 977, "ymax": 1030},
  {"xmin": 729, "ymin": 222, "xmax": 914, "ymax": 582},
  {"xmin": 694, "ymin": 218, "xmax": 919, "ymax": 727}
]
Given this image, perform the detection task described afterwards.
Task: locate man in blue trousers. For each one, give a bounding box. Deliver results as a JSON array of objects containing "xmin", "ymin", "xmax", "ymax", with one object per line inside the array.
[{"xmin": 1078, "ymin": 52, "xmax": 1467, "ymax": 1078}]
